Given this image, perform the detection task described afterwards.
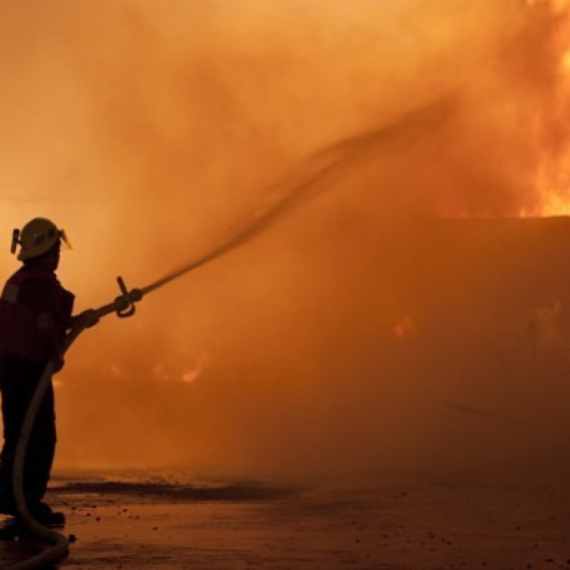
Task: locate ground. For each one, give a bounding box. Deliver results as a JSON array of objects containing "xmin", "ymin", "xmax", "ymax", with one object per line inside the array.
[{"xmin": 0, "ymin": 467, "xmax": 569, "ymax": 569}]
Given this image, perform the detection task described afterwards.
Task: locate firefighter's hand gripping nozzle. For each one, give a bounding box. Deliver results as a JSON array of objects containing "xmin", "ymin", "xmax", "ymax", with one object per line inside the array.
[{"xmin": 87, "ymin": 276, "xmax": 144, "ymax": 326}]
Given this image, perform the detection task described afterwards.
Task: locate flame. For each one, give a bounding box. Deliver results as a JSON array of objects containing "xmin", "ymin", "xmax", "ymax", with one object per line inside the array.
[
  {"xmin": 527, "ymin": 0, "xmax": 570, "ymax": 217},
  {"xmin": 527, "ymin": 0, "xmax": 569, "ymax": 13},
  {"xmin": 151, "ymin": 354, "xmax": 209, "ymax": 384},
  {"xmin": 393, "ymin": 316, "xmax": 416, "ymax": 341},
  {"xmin": 181, "ymin": 354, "xmax": 209, "ymax": 385},
  {"xmin": 110, "ymin": 363, "xmax": 128, "ymax": 379},
  {"xmin": 563, "ymin": 49, "xmax": 570, "ymax": 73}
]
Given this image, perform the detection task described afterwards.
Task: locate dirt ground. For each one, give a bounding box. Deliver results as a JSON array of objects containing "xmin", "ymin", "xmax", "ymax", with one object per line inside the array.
[{"xmin": 1, "ymin": 465, "xmax": 569, "ymax": 570}]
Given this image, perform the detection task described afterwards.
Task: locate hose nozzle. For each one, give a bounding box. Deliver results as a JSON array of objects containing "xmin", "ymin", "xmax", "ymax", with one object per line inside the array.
[{"xmin": 115, "ymin": 276, "xmax": 142, "ymax": 318}]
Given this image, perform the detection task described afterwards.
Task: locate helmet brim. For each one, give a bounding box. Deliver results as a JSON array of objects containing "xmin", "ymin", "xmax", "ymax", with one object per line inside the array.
[{"xmin": 18, "ymin": 233, "xmax": 65, "ymax": 261}]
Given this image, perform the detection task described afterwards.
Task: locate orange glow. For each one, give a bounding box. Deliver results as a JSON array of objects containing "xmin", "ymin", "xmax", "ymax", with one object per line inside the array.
[
  {"xmin": 5, "ymin": 1, "xmax": 570, "ymax": 479},
  {"xmin": 525, "ymin": 0, "xmax": 570, "ymax": 217},
  {"xmin": 393, "ymin": 316, "xmax": 416, "ymax": 341},
  {"xmin": 563, "ymin": 50, "xmax": 570, "ymax": 73},
  {"xmin": 527, "ymin": 0, "xmax": 569, "ymax": 13},
  {"xmin": 181, "ymin": 354, "xmax": 209, "ymax": 385}
]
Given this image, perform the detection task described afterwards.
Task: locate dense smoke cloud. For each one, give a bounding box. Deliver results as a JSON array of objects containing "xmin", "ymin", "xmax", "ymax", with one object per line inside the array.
[{"xmin": 1, "ymin": 0, "xmax": 570, "ymax": 477}]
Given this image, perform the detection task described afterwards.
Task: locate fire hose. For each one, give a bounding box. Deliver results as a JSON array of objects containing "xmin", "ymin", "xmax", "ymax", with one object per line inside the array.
[{"xmin": 4, "ymin": 97, "xmax": 453, "ymax": 568}]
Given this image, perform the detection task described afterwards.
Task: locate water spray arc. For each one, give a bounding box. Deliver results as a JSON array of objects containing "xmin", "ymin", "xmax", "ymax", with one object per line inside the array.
[{"xmin": 7, "ymin": 97, "xmax": 453, "ymax": 569}]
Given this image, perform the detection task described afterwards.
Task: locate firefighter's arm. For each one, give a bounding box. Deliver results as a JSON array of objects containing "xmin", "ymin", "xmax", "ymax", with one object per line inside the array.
[{"xmin": 36, "ymin": 312, "xmax": 65, "ymax": 372}]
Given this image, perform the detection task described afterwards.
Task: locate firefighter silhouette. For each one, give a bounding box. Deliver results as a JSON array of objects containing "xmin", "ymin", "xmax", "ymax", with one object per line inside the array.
[{"xmin": 0, "ymin": 218, "xmax": 96, "ymax": 526}]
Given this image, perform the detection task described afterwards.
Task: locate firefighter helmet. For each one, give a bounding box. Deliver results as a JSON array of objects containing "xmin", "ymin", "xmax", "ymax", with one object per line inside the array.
[{"xmin": 11, "ymin": 218, "xmax": 70, "ymax": 261}]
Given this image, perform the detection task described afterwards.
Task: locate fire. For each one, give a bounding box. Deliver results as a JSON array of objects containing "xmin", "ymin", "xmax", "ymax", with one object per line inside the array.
[
  {"xmin": 562, "ymin": 49, "xmax": 570, "ymax": 74},
  {"xmin": 527, "ymin": 0, "xmax": 569, "ymax": 12},
  {"xmin": 537, "ymin": 188, "xmax": 570, "ymax": 217},
  {"xmin": 553, "ymin": 0, "xmax": 569, "ymax": 12},
  {"xmin": 152, "ymin": 354, "xmax": 209, "ymax": 385},
  {"xmin": 393, "ymin": 316, "xmax": 416, "ymax": 341},
  {"xmin": 181, "ymin": 354, "xmax": 209, "ymax": 385},
  {"xmin": 110, "ymin": 363, "xmax": 128, "ymax": 379},
  {"xmin": 104, "ymin": 357, "xmax": 209, "ymax": 384},
  {"xmin": 528, "ymin": 0, "xmax": 570, "ymax": 218}
]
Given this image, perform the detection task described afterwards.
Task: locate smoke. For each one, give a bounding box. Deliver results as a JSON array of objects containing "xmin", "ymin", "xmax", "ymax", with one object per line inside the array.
[
  {"xmin": 1, "ymin": 0, "xmax": 570, "ymax": 479},
  {"xmin": 140, "ymin": 97, "xmax": 456, "ymax": 295}
]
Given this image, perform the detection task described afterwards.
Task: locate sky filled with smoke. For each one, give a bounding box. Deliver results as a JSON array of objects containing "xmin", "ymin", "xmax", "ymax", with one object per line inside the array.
[{"xmin": 1, "ymin": 0, "xmax": 570, "ymax": 478}]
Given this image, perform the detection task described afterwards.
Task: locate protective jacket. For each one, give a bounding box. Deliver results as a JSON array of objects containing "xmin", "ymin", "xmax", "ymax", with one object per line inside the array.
[{"xmin": 0, "ymin": 265, "xmax": 74, "ymax": 362}]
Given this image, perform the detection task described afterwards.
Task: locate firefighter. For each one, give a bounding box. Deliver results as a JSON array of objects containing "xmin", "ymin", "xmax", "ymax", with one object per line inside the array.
[{"xmin": 0, "ymin": 218, "xmax": 97, "ymax": 526}]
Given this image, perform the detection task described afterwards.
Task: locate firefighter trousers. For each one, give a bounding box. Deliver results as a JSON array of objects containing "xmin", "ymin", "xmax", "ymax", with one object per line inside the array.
[{"xmin": 0, "ymin": 354, "xmax": 56, "ymax": 513}]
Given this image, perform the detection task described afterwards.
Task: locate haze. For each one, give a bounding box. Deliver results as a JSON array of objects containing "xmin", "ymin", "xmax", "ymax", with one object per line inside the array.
[{"xmin": 1, "ymin": 0, "xmax": 569, "ymax": 480}]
